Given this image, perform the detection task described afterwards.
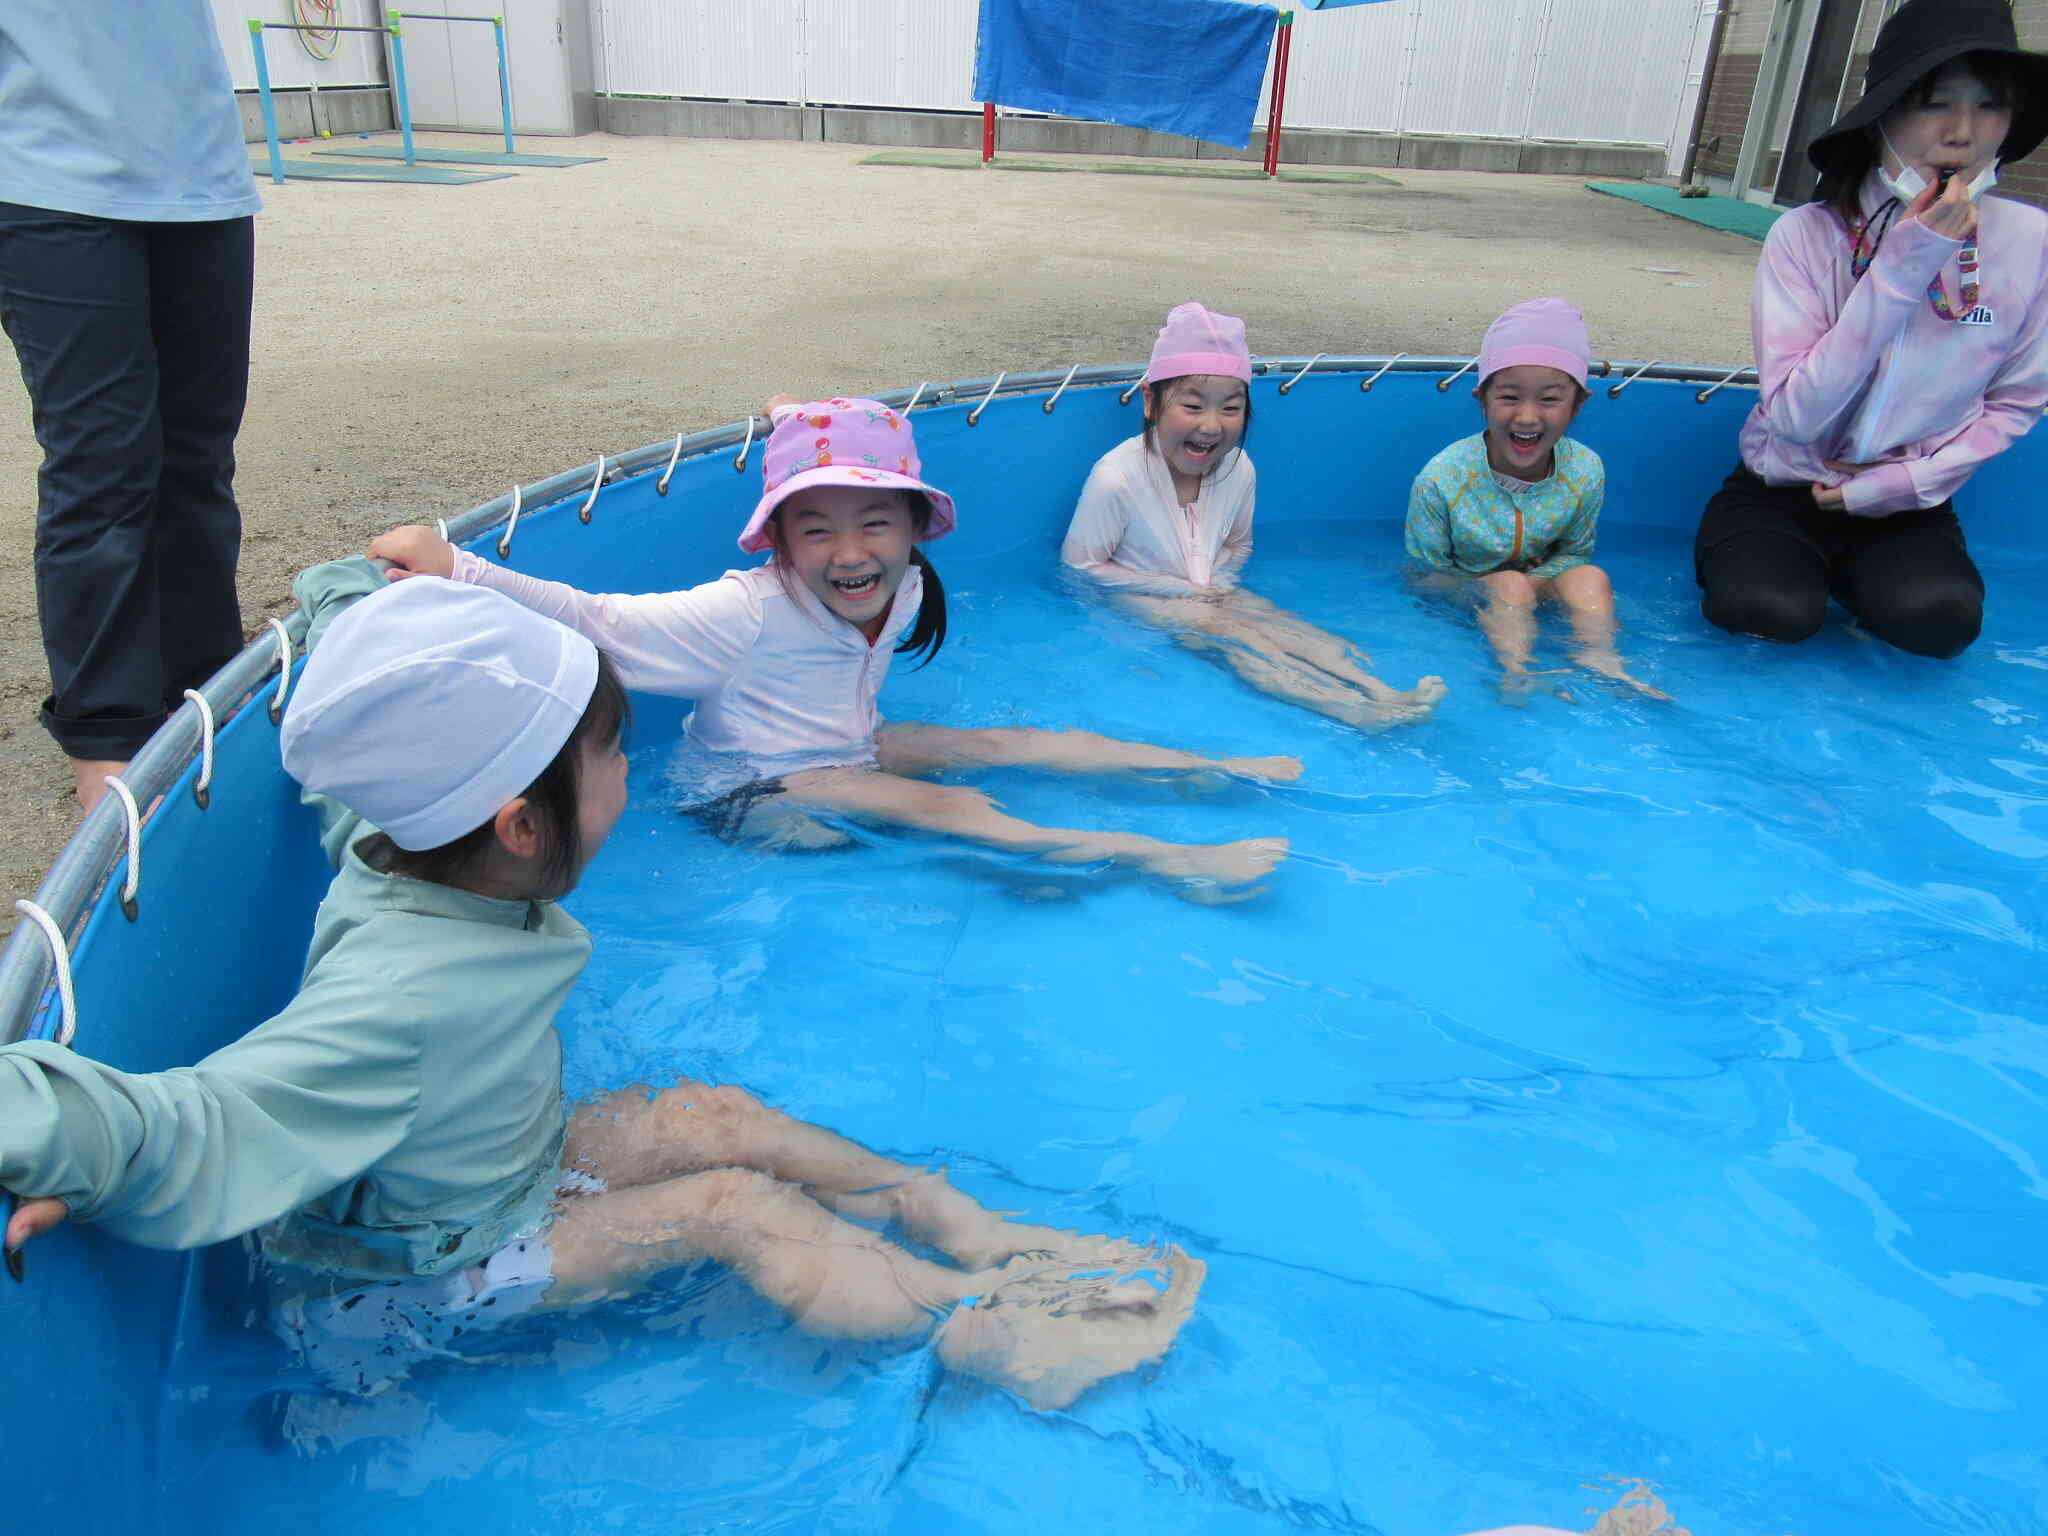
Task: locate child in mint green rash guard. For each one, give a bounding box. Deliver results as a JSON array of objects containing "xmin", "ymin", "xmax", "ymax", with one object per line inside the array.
[
  {"xmin": 1406, "ymin": 298, "xmax": 1670, "ymax": 702},
  {"xmin": 0, "ymin": 560, "xmax": 1201, "ymax": 1410}
]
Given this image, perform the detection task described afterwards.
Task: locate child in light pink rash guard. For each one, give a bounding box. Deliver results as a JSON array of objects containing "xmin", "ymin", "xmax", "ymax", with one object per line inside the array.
[
  {"xmin": 1063, "ymin": 301, "xmax": 1447, "ymax": 729},
  {"xmin": 369, "ymin": 397, "xmax": 1302, "ymax": 902},
  {"xmin": 1696, "ymin": 0, "xmax": 2048, "ymax": 659}
]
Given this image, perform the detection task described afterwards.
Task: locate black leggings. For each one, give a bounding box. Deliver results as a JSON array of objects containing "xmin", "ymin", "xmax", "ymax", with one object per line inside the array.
[{"xmin": 1694, "ymin": 465, "xmax": 1984, "ymax": 659}]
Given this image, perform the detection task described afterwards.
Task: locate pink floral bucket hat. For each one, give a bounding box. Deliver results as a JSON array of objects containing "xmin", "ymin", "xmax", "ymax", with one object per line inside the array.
[{"xmin": 737, "ymin": 398, "xmax": 959, "ymax": 555}]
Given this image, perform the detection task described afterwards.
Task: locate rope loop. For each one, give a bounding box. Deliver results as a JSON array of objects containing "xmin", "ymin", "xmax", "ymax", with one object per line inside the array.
[
  {"xmin": 656, "ymin": 431, "xmax": 684, "ymax": 496},
  {"xmin": 434, "ymin": 517, "xmax": 449, "ymax": 541},
  {"xmin": 267, "ymin": 618, "xmax": 295, "ymax": 725},
  {"xmin": 1277, "ymin": 354, "xmax": 1325, "ymax": 396},
  {"xmin": 1607, "ymin": 360, "xmax": 1662, "ymax": 399},
  {"xmin": 181, "ymin": 689, "xmax": 216, "ymax": 810},
  {"xmin": 1359, "ymin": 354, "xmax": 1408, "ymax": 393},
  {"xmin": 1694, "ymin": 363, "xmax": 1749, "ymax": 403},
  {"xmin": 578, "ymin": 455, "xmax": 604, "ymax": 524},
  {"xmin": 102, "ymin": 776, "xmax": 143, "ymax": 921},
  {"xmin": 1436, "ymin": 358, "xmax": 1478, "ymax": 393},
  {"xmin": 13, "ymin": 901, "xmax": 76, "ymax": 1048},
  {"xmin": 495, "ymin": 483, "xmax": 524, "ymax": 559},
  {"xmin": 904, "ymin": 381, "xmax": 930, "ymax": 413},
  {"xmin": 1041, "ymin": 364, "xmax": 1080, "ymax": 414},
  {"xmin": 966, "ymin": 372, "xmax": 1007, "ymax": 426},
  {"xmin": 1119, "ymin": 374, "xmax": 1146, "ymax": 406},
  {"xmin": 732, "ymin": 416, "xmax": 756, "ymax": 474}
]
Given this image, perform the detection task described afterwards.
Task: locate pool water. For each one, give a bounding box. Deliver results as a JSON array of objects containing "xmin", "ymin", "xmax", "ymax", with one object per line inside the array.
[{"xmin": 164, "ymin": 521, "xmax": 2048, "ymax": 1535}]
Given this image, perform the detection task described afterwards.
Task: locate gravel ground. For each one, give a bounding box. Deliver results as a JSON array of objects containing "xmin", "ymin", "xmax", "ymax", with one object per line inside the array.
[{"xmin": 0, "ymin": 131, "xmax": 1760, "ymax": 922}]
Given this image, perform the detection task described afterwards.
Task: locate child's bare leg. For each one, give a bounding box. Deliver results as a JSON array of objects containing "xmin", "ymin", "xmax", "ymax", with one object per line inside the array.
[
  {"xmin": 1475, "ymin": 570, "xmax": 1571, "ymax": 702},
  {"xmin": 875, "ymin": 721, "xmax": 1299, "ymax": 784},
  {"xmin": 1225, "ymin": 609, "xmax": 1447, "ymax": 717},
  {"xmin": 785, "ymin": 767, "xmax": 1286, "ymax": 897},
  {"xmin": 566, "ymin": 1082, "xmax": 1086, "ymax": 1269},
  {"xmin": 1550, "ymin": 564, "xmax": 1670, "ymax": 700}
]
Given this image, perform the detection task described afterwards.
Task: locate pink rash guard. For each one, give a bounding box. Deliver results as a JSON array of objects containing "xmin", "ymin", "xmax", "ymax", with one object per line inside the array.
[{"xmin": 1741, "ymin": 170, "xmax": 2048, "ymax": 516}]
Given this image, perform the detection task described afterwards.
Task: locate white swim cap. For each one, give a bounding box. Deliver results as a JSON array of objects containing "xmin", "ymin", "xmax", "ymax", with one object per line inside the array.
[{"xmin": 281, "ymin": 577, "xmax": 600, "ymax": 851}]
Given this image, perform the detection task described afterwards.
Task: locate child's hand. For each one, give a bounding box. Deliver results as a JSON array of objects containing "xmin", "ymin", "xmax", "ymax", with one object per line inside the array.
[
  {"xmin": 4, "ymin": 1193, "xmax": 67, "ymax": 1260},
  {"xmin": 762, "ymin": 393, "xmax": 804, "ymax": 421},
  {"xmin": 366, "ymin": 525, "xmax": 457, "ymax": 580}
]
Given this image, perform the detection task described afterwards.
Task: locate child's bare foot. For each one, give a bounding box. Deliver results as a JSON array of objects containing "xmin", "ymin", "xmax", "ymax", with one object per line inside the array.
[
  {"xmin": 936, "ymin": 1248, "xmax": 1206, "ymax": 1410},
  {"xmin": 1143, "ymin": 836, "xmax": 1287, "ymax": 901},
  {"xmin": 1218, "ymin": 755, "xmax": 1302, "ymax": 782},
  {"xmin": 1577, "ymin": 652, "xmax": 1672, "ymax": 701},
  {"xmin": 1498, "ymin": 669, "xmax": 1577, "ymax": 707}
]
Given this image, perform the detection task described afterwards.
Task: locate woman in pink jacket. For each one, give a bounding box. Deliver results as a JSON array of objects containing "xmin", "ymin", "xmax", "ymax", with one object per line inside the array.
[{"xmin": 1697, "ymin": 0, "xmax": 2048, "ymax": 659}]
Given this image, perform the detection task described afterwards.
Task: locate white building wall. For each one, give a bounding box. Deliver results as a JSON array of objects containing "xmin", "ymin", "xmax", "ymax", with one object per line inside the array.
[{"xmin": 212, "ymin": 0, "xmax": 388, "ymax": 91}]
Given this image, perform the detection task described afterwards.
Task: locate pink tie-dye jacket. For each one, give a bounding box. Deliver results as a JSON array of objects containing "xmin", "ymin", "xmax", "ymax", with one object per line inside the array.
[{"xmin": 1740, "ymin": 171, "xmax": 2048, "ymax": 516}]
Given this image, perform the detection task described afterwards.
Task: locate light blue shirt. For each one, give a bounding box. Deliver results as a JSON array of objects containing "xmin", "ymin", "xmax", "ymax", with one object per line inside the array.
[{"xmin": 0, "ymin": 1, "xmax": 259, "ymax": 222}]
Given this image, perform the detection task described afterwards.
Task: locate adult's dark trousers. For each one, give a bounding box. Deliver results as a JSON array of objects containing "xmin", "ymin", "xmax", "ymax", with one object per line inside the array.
[
  {"xmin": 1694, "ymin": 464, "xmax": 1984, "ymax": 659},
  {"xmin": 0, "ymin": 202, "xmax": 251, "ymax": 761}
]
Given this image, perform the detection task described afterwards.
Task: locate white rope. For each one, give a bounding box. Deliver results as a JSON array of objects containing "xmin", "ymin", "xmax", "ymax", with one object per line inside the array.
[
  {"xmin": 102, "ymin": 776, "xmax": 142, "ymax": 919},
  {"xmin": 434, "ymin": 517, "xmax": 449, "ymax": 541},
  {"xmin": 181, "ymin": 689, "xmax": 216, "ymax": 808},
  {"xmin": 1277, "ymin": 354, "xmax": 1325, "ymax": 395},
  {"xmin": 1041, "ymin": 363, "xmax": 1080, "ymax": 414},
  {"xmin": 266, "ymin": 618, "xmax": 295, "ymax": 725},
  {"xmin": 657, "ymin": 431, "xmax": 684, "ymax": 496},
  {"xmin": 1694, "ymin": 363, "xmax": 1749, "ymax": 403},
  {"xmin": 578, "ymin": 454, "xmax": 605, "ymax": 524},
  {"xmin": 966, "ymin": 372, "xmax": 1007, "ymax": 426},
  {"xmin": 495, "ymin": 483, "xmax": 524, "ymax": 558},
  {"xmin": 1119, "ymin": 374, "xmax": 1146, "ymax": 406},
  {"xmin": 732, "ymin": 415, "xmax": 756, "ymax": 474},
  {"xmin": 1607, "ymin": 360, "xmax": 1662, "ymax": 399},
  {"xmin": 13, "ymin": 901, "xmax": 75, "ymax": 1047},
  {"xmin": 1435, "ymin": 358, "xmax": 1478, "ymax": 393},
  {"xmin": 904, "ymin": 381, "xmax": 930, "ymax": 413},
  {"xmin": 1359, "ymin": 353, "xmax": 1408, "ymax": 393}
]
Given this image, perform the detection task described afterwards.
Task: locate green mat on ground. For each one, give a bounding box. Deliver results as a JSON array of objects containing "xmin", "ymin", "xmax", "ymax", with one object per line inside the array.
[
  {"xmin": 251, "ymin": 157, "xmax": 512, "ymax": 185},
  {"xmin": 861, "ymin": 150, "xmax": 1398, "ymax": 186},
  {"xmin": 1586, "ymin": 181, "xmax": 1781, "ymax": 242},
  {"xmin": 315, "ymin": 145, "xmax": 606, "ymax": 168}
]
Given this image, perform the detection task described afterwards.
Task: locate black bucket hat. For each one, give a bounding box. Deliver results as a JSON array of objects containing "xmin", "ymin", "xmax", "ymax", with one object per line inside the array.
[{"xmin": 1806, "ymin": 0, "xmax": 2048, "ymax": 178}]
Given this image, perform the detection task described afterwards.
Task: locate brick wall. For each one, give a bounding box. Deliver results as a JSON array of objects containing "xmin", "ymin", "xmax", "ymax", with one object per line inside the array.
[
  {"xmin": 1998, "ymin": 1, "xmax": 2048, "ymax": 207},
  {"xmin": 1696, "ymin": 51, "xmax": 1760, "ymax": 179}
]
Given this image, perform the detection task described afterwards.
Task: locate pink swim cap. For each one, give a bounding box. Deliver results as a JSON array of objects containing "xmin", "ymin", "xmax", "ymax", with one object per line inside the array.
[
  {"xmin": 737, "ymin": 398, "xmax": 958, "ymax": 555},
  {"xmin": 1145, "ymin": 301, "xmax": 1253, "ymax": 385},
  {"xmin": 1478, "ymin": 298, "xmax": 1591, "ymax": 390}
]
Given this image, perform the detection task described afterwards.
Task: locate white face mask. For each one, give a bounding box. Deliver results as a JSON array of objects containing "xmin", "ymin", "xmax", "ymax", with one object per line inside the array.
[{"xmin": 1879, "ymin": 127, "xmax": 1999, "ymax": 202}]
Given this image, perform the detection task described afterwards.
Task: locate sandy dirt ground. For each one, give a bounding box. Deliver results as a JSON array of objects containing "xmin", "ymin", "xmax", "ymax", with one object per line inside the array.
[{"xmin": 0, "ymin": 131, "xmax": 1760, "ymax": 923}]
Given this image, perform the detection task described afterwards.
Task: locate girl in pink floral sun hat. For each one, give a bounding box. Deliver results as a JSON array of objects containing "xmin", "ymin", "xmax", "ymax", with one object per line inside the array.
[
  {"xmin": 370, "ymin": 393, "xmax": 1301, "ymax": 900},
  {"xmin": 1064, "ymin": 302, "xmax": 1446, "ymax": 730}
]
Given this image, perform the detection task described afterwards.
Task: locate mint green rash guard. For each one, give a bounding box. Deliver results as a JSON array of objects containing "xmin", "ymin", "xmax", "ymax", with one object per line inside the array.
[
  {"xmin": 0, "ymin": 559, "xmax": 591, "ymax": 1281},
  {"xmin": 1404, "ymin": 432, "xmax": 1604, "ymax": 580}
]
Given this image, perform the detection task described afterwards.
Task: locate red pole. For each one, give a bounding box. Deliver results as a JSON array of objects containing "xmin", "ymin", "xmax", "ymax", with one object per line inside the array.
[
  {"xmin": 1266, "ymin": 12, "xmax": 1294, "ymax": 178},
  {"xmin": 982, "ymin": 101, "xmax": 996, "ymax": 163}
]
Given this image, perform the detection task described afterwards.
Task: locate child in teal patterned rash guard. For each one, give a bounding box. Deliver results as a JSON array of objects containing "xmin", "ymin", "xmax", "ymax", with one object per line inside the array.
[{"xmin": 1405, "ymin": 299, "xmax": 1670, "ymax": 702}]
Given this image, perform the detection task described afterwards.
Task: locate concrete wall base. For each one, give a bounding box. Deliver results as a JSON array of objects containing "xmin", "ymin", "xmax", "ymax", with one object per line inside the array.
[
  {"xmin": 237, "ymin": 88, "xmax": 394, "ymax": 143},
  {"xmin": 599, "ymin": 97, "xmax": 1664, "ymax": 177}
]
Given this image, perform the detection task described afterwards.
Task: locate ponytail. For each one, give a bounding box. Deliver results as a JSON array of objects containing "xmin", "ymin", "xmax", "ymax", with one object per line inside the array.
[{"xmin": 897, "ymin": 547, "xmax": 947, "ymax": 668}]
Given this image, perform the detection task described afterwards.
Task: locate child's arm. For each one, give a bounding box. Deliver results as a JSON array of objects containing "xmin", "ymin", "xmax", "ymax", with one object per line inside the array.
[
  {"xmin": 1403, "ymin": 471, "xmax": 1458, "ymax": 571},
  {"xmin": 0, "ymin": 959, "xmax": 422, "ymax": 1253},
  {"xmin": 1527, "ymin": 468, "xmax": 1601, "ymax": 580},
  {"xmin": 290, "ymin": 556, "xmax": 396, "ymax": 865},
  {"xmin": 368, "ymin": 526, "xmax": 763, "ymax": 698},
  {"xmin": 1214, "ymin": 460, "xmax": 1256, "ymax": 586},
  {"xmin": 1061, "ymin": 461, "xmax": 1203, "ymax": 594}
]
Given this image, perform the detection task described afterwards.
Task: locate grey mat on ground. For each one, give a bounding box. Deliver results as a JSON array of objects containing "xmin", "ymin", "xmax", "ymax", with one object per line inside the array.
[
  {"xmin": 315, "ymin": 146, "xmax": 607, "ymax": 168},
  {"xmin": 249, "ymin": 158, "xmax": 514, "ymax": 185}
]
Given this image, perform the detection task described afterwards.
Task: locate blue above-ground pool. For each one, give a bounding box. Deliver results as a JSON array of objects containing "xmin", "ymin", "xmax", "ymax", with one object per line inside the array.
[{"xmin": 5, "ymin": 361, "xmax": 2046, "ymax": 1536}]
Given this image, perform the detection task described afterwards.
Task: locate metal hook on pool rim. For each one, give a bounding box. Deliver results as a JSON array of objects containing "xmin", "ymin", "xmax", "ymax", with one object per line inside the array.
[
  {"xmin": 495, "ymin": 483, "xmax": 524, "ymax": 558},
  {"xmin": 13, "ymin": 901, "xmax": 76, "ymax": 1049},
  {"xmin": 732, "ymin": 416, "xmax": 756, "ymax": 475},
  {"xmin": 1042, "ymin": 364, "xmax": 1080, "ymax": 414},
  {"xmin": 1359, "ymin": 354, "xmax": 1408, "ymax": 393},
  {"xmin": 656, "ymin": 432, "xmax": 684, "ymax": 496},
  {"xmin": 1277, "ymin": 354, "xmax": 1325, "ymax": 396},
  {"xmin": 1607, "ymin": 360, "xmax": 1662, "ymax": 399},
  {"xmin": 266, "ymin": 618, "xmax": 296, "ymax": 725},
  {"xmin": 578, "ymin": 455, "xmax": 605, "ymax": 524},
  {"xmin": 1435, "ymin": 358, "xmax": 1478, "ymax": 393},
  {"xmin": 102, "ymin": 775, "xmax": 142, "ymax": 922},
  {"xmin": 181, "ymin": 689, "xmax": 215, "ymax": 810},
  {"xmin": 1118, "ymin": 373, "xmax": 1148, "ymax": 406},
  {"xmin": 1695, "ymin": 363, "xmax": 1748, "ymax": 404},
  {"xmin": 966, "ymin": 372, "xmax": 1006, "ymax": 426},
  {"xmin": 904, "ymin": 381, "xmax": 930, "ymax": 413}
]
